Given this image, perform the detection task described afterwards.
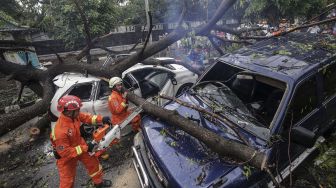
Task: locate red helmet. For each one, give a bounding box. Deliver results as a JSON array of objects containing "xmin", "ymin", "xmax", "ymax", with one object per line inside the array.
[{"xmin": 57, "ymin": 95, "xmax": 82, "ymax": 112}]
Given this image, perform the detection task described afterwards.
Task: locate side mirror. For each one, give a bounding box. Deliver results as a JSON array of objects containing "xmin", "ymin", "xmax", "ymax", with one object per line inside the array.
[
  {"xmin": 171, "ymin": 77, "xmax": 177, "ymax": 85},
  {"xmin": 291, "ymin": 126, "xmax": 316, "ymax": 148}
]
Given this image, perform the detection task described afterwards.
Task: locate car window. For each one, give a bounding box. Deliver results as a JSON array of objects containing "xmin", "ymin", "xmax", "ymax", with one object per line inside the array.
[
  {"xmin": 68, "ymin": 83, "xmax": 93, "ymax": 101},
  {"xmin": 97, "ymin": 80, "xmax": 111, "ymax": 99},
  {"xmin": 322, "ymin": 60, "xmax": 336, "ymax": 100},
  {"xmin": 284, "ymin": 76, "xmax": 317, "ymax": 126},
  {"xmin": 123, "ymin": 74, "xmax": 138, "ymax": 89},
  {"xmin": 147, "ymin": 72, "xmax": 170, "ymax": 90},
  {"xmin": 132, "ymin": 68, "xmax": 155, "ymax": 81}
]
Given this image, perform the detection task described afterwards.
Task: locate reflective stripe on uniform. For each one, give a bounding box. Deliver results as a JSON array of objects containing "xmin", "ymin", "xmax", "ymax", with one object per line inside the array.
[
  {"xmin": 51, "ymin": 127, "xmax": 56, "ymax": 141},
  {"xmin": 91, "ymin": 115, "xmax": 98, "ymax": 125},
  {"xmin": 90, "ymin": 164, "xmax": 102, "ymax": 177},
  {"xmin": 121, "ymin": 102, "xmax": 127, "ymax": 107},
  {"xmin": 75, "ymin": 145, "xmax": 82, "ymax": 155}
]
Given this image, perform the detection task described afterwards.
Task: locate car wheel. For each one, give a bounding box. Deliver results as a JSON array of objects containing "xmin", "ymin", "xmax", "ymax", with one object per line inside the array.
[{"xmin": 176, "ymin": 83, "xmax": 193, "ymax": 97}]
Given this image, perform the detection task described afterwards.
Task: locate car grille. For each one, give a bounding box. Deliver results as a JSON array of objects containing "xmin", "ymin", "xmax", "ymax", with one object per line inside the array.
[{"xmin": 146, "ymin": 147, "xmax": 169, "ymax": 187}]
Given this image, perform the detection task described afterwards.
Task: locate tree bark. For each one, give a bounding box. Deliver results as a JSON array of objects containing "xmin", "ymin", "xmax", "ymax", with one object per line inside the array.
[{"xmin": 0, "ymin": 79, "xmax": 53, "ymax": 135}]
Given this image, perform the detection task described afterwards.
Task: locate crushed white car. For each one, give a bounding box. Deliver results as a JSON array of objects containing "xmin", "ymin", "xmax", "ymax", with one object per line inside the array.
[{"xmin": 49, "ymin": 58, "xmax": 198, "ymax": 122}]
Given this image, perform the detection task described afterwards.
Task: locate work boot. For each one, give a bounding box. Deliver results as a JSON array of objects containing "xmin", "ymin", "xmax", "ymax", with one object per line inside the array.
[{"xmin": 95, "ymin": 179, "xmax": 112, "ymax": 188}]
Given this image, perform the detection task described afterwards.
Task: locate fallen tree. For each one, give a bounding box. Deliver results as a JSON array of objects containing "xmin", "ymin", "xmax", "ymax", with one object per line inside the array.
[
  {"xmin": 0, "ymin": 0, "xmax": 270, "ymax": 168},
  {"xmin": 128, "ymin": 92, "xmax": 267, "ymax": 169},
  {"xmin": 3, "ymin": 0, "xmax": 334, "ymax": 181}
]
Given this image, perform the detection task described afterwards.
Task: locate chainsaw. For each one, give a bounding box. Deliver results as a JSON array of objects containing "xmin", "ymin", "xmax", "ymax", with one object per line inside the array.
[{"xmin": 90, "ymin": 106, "xmax": 143, "ymax": 156}]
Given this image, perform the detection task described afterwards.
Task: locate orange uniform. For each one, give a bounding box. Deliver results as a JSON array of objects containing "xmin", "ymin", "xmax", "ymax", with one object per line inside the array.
[
  {"xmin": 50, "ymin": 113, "xmax": 104, "ymax": 188},
  {"xmin": 108, "ymin": 90, "xmax": 141, "ymax": 131}
]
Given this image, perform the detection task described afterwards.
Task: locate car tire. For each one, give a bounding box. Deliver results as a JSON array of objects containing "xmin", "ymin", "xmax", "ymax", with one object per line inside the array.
[{"xmin": 176, "ymin": 83, "xmax": 193, "ymax": 97}]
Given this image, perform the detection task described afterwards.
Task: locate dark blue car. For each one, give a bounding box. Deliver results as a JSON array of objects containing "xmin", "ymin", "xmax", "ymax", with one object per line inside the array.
[{"xmin": 132, "ymin": 33, "xmax": 336, "ymax": 188}]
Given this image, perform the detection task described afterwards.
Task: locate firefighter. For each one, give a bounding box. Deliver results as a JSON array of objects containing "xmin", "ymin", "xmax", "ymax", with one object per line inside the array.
[
  {"xmin": 50, "ymin": 95, "xmax": 112, "ymax": 188},
  {"xmin": 108, "ymin": 77, "xmax": 141, "ymax": 131}
]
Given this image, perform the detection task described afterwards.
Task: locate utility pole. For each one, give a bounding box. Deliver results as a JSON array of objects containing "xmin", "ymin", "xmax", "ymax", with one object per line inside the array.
[{"xmin": 144, "ymin": 0, "xmax": 152, "ymax": 44}]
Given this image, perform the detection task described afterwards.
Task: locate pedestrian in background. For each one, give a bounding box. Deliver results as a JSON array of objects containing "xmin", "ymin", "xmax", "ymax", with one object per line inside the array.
[{"xmin": 187, "ymin": 45, "xmax": 205, "ymax": 71}]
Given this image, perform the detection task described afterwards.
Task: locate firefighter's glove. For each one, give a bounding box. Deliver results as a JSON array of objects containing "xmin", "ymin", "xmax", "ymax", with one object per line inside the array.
[
  {"xmin": 87, "ymin": 142, "xmax": 97, "ymax": 153},
  {"xmin": 102, "ymin": 116, "xmax": 111, "ymax": 125}
]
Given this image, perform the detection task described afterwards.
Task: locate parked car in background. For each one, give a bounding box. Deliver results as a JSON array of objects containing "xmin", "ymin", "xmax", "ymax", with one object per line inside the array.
[
  {"xmin": 132, "ymin": 33, "xmax": 336, "ymax": 187},
  {"xmin": 49, "ymin": 57, "xmax": 198, "ymax": 123}
]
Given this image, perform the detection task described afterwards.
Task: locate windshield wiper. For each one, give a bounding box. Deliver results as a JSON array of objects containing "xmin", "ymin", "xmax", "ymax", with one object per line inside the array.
[{"xmin": 194, "ymin": 90, "xmax": 254, "ymax": 119}]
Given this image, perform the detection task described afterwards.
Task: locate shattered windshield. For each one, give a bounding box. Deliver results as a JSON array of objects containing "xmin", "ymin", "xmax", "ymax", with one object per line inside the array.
[
  {"xmin": 193, "ymin": 81, "xmax": 269, "ymax": 139},
  {"xmin": 195, "ymin": 82, "xmax": 251, "ymax": 115}
]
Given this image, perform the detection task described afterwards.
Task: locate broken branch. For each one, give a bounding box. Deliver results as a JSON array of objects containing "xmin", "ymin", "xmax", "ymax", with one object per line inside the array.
[
  {"xmin": 159, "ymin": 94, "xmax": 250, "ymax": 146},
  {"xmin": 243, "ymin": 17, "xmax": 336, "ymax": 40},
  {"xmin": 208, "ymin": 33, "xmax": 253, "ymax": 45},
  {"xmin": 208, "ymin": 36, "xmax": 225, "ymax": 55}
]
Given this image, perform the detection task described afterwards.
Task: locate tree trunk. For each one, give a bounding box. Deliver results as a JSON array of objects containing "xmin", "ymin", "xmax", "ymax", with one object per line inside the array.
[
  {"xmin": 0, "ymin": 80, "xmax": 53, "ymax": 135},
  {"xmin": 127, "ymin": 92, "xmax": 267, "ymax": 169}
]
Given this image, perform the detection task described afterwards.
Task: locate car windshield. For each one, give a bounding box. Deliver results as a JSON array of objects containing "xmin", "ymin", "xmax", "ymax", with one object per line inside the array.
[
  {"xmin": 192, "ymin": 81, "xmax": 270, "ymax": 140},
  {"xmin": 194, "ymin": 61, "xmax": 288, "ymax": 140},
  {"xmin": 194, "ymin": 82, "xmax": 265, "ymax": 124}
]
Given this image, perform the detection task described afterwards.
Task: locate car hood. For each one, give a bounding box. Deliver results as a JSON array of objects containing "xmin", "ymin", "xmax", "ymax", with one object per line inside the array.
[{"xmin": 141, "ymin": 93, "xmax": 267, "ymax": 187}]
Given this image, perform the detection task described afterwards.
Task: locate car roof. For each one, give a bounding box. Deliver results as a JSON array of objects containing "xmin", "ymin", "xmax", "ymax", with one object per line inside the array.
[
  {"xmin": 220, "ymin": 33, "xmax": 335, "ymax": 81},
  {"xmin": 53, "ymin": 72, "xmax": 100, "ymax": 87},
  {"xmin": 122, "ymin": 63, "xmax": 170, "ymax": 76},
  {"xmin": 122, "ymin": 58, "xmax": 187, "ymax": 76},
  {"xmin": 54, "ymin": 58, "xmax": 187, "ymax": 87}
]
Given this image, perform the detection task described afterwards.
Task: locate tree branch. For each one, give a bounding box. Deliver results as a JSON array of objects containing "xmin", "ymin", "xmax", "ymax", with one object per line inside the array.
[
  {"xmin": 140, "ymin": 11, "xmax": 154, "ymax": 57},
  {"xmin": 303, "ymin": 3, "xmax": 336, "ymax": 24},
  {"xmin": 141, "ymin": 57, "xmax": 202, "ymax": 75},
  {"xmin": 243, "ymin": 17, "xmax": 336, "ymax": 40},
  {"xmin": 72, "ymin": 0, "xmax": 93, "ymax": 63},
  {"xmin": 196, "ymin": 0, "xmax": 238, "ymax": 35},
  {"xmin": 213, "ymin": 25, "xmax": 263, "ymax": 36},
  {"xmin": 208, "ymin": 33, "xmax": 253, "ymax": 44},
  {"xmin": 208, "ymin": 36, "xmax": 225, "ymax": 55},
  {"xmin": 159, "ymin": 94, "xmax": 250, "ymax": 146}
]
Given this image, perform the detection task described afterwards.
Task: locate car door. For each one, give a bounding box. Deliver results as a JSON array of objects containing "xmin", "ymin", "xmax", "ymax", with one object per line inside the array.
[
  {"xmin": 153, "ymin": 72, "xmax": 175, "ymax": 106},
  {"xmin": 134, "ymin": 68, "xmax": 174, "ymax": 106},
  {"xmin": 67, "ymin": 82, "xmax": 95, "ymax": 114},
  {"xmin": 123, "ymin": 73, "xmax": 142, "ymax": 97},
  {"xmin": 93, "ymin": 80, "xmax": 111, "ymax": 117},
  {"xmin": 274, "ymin": 75, "xmax": 322, "ymax": 178},
  {"xmin": 319, "ymin": 60, "xmax": 336, "ymax": 133}
]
